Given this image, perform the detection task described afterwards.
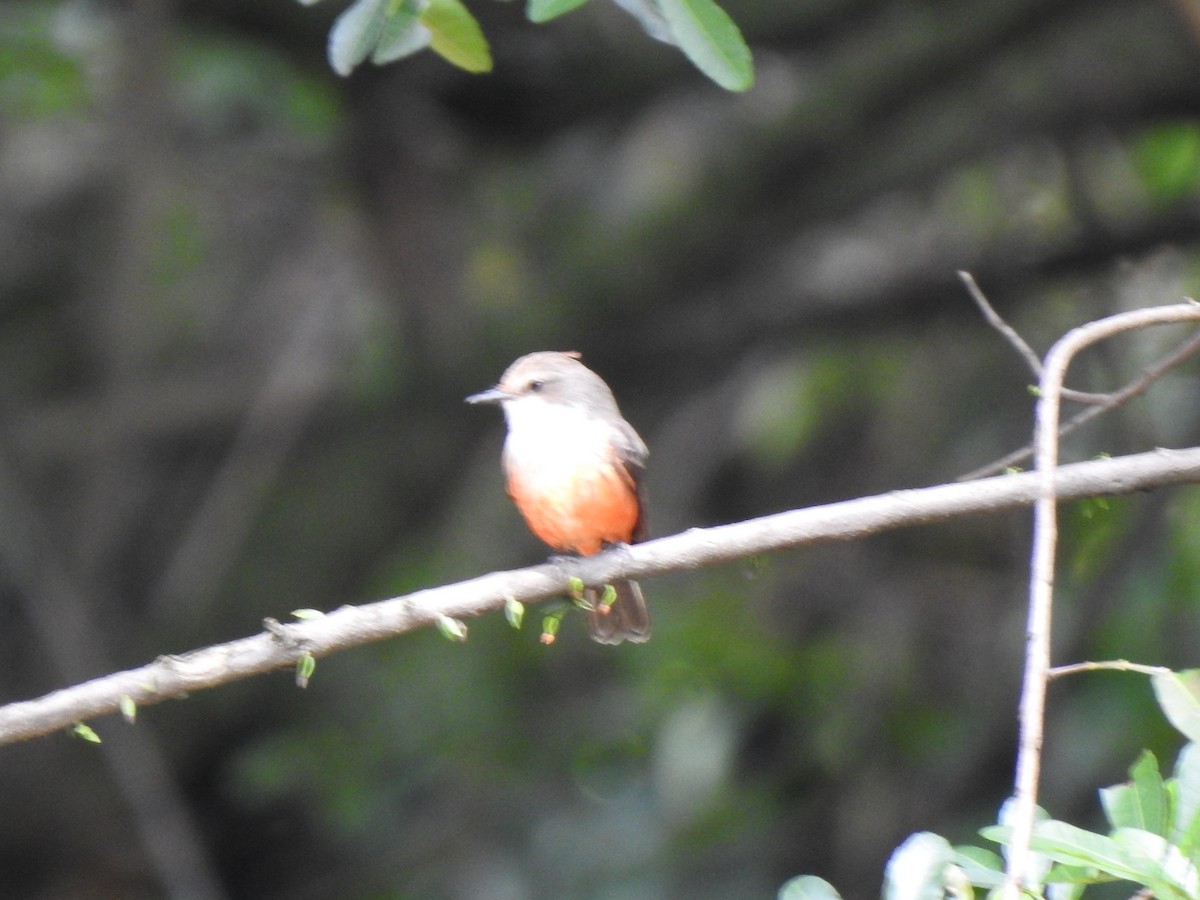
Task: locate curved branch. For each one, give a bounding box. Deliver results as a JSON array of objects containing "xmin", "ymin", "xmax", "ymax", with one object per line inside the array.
[
  {"xmin": 1003, "ymin": 301, "xmax": 1200, "ymax": 897},
  {"xmin": 959, "ymin": 272, "xmax": 1200, "ymax": 481},
  {"xmin": 3, "ymin": 446, "xmax": 1200, "ymax": 746}
]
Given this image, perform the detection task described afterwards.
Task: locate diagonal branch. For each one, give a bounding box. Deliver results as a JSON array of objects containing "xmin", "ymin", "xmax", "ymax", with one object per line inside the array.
[
  {"xmin": 959, "ymin": 326, "xmax": 1200, "ymax": 480},
  {"xmin": 958, "ymin": 271, "xmax": 1045, "ymax": 381},
  {"xmin": 4, "ymin": 446, "xmax": 1200, "ymax": 747},
  {"xmin": 958, "ymin": 271, "xmax": 1200, "ymax": 481}
]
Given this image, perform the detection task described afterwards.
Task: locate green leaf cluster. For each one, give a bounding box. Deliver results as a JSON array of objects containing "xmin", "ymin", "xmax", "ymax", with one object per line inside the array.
[
  {"xmin": 780, "ymin": 667, "xmax": 1200, "ymax": 899},
  {"xmin": 324, "ymin": 0, "xmax": 491, "ymax": 76},
  {"xmin": 310, "ymin": 0, "xmax": 753, "ymax": 91}
]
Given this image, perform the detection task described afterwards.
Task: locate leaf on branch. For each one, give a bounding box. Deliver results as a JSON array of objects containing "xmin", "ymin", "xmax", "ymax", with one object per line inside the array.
[
  {"xmin": 950, "ymin": 846, "xmax": 1004, "ymax": 888},
  {"xmin": 329, "ymin": 0, "xmax": 392, "ymax": 75},
  {"xmin": 597, "ymin": 583, "xmax": 618, "ymax": 614},
  {"xmin": 1171, "ymin": 743, "xmax": 1200, "ymax": 855},
  {"xmin": 1111, "ymin": 827, "xmax": 1200, "ymax": 896},
  {"xmin": 611, "ymin": 0, "xmax": 673, "ymax": 42},
  {"xmin": 504, "ymin": 596, "xmax": 525, "ymax": 629},
  {"xmin": 373, "ymin": 1, "xmax": 432, "ymax": 64},
  {"xmin": 1025, "ymin": 820, "xmax": 1185, "ymax": 893},
  {"xmin": 1100, "ymin": 750, "xmax": 1166, "ymax": 835},
  {"xmin": 657, "ymin": 0, "xmax": 753, "ymax": 92},
  {"xmin": 291, "ymin": 608, "xmax": 326, "ymax": 620},
  {"xmin": 881, "ymin": 831, "xmax": 956, "ymax": 900},
  {"xmin": 295, "ymin": 652, "xmax": 317, "ymax": 688},
  {"xmin": 540, "ymin": 607, "xmax": 564, "ymax": 644},
  {"xmin": 1153, "ymin": 669, "xmax": 1200, "ymax": 743},
  {"xmin": 71, "ymin": 722, "xmax": 101, "ymax": 743},
  {"xmin": 420, "ymin": 0, "xmax": 493, "ymax": 73},
  {"xmin": 119, "ymin": 695, "xmax": 137, "ymax": 724},
  {"xmin": 320, "ymin": 0, "xmax": 755, "ymax": 89},
  {"xmin": 527, "ymin": 0, "xmax": 592, "ymax": 24},
  {"xmin": 329, "ymin": 0, "xmax": 431, "ymax": 76},
  {"xmin": 436, "ymin": 614, "xmax": 469, "ymax": 642}
]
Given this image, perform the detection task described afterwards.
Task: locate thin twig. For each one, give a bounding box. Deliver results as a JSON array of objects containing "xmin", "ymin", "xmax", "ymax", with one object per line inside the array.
[
  {"xmin": 960, "ymin": 327, "xmax": 1200, "ymax": 480},
  {"xmin": 1002, "ymin": 302, "xmax": 1200, "ymax": 899},
  {"xmin": 958, "ymin": 274, "xmax": 1200, "ymax": 482},
  {"xmin": 4, "ymin": 447, "xmax": 1200, "ymax": 746},
  {"xmin": 959, "ymin": 271, "xmax": 1044, "ymax": 379},
  {"xmin": 957, "ymin": 271, "xmax": 1110, "ymax": 405},
  {"xmin": 1047, "ymin": 659, "xmax": 1168, "ymax": 679}
]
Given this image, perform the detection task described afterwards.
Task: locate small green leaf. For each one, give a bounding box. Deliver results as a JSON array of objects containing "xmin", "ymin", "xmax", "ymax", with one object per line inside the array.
[
  {"xmin": 504, "ymin": 596, "xmax": 525, "ymax": 629},
  {"xmin": 612, "ymin": 0, "xmax": 672, "ymax": 42},
  {"xmin": 952, "ymin": 846, "xmax": 1004, "ymax": 888},
  {"xmin": 657, "ymin": 0, "xmax": 753, "ymax": 92},
  {"xmin": 420, "ymin": 0, "xmax": 493, "ymax": 73},
  {"xmin": 882, "ymin": 832, "xmax": 955, "ymax": 900},
  {"xmin": 599, "ymin": 583, "xmax": 618, "ymax": 610},
  {"xmin": 372, "ymin": 0, "xmax": 431, "ymax": 63},
  {"xmin": 528, "ymin": 0, "xmax": 591, "ymax": 23},
  {"xmin": 1026, "ymin": 820, "xmax": 1173, "ymax": 889},
  {"xmin": 1153, "ymin": 669, "xmax": 1200, "ymax": 743},
  {"xmin": 436, "ymin": 614, "xmax": 469, "ymax": 641},
  {"xmin": 295, "ymin": 652, "xmax": 317, "ymax": 688},
  {"xmin": 1111, "ymin": 827, "xmax": 1199, "ymax": 895},
  {"xmin": 1100, "ymin": 750, "xmax": 1166, "ymax": 835},
  {"xmin": 1171, "ymin": 743, "xmax": 1200, "ymax": 853},
  {"xmin": 541, "ymin": 608, "xmax": 565, "ymax": 644},
  {"xmin": 777, "ymin": 875, "xmax": 843, "ymax": 900},
  {"xmin": 291, "ymin": 608, "xmax": 326, "ymax": 620},
  {"xmin": 71, "ymin": 722, "xmax": 102, "ymax": 743},
  {"xmin": 119, "ymin": 695, "xmax": 137, "ymax": 724},
  {"xmin": 567, "ymin": 576, "xmax": 585, "ymax": 598},
  {"xmin": 328, "ymin": 0, "xmax": 391, "ymax": 76}
]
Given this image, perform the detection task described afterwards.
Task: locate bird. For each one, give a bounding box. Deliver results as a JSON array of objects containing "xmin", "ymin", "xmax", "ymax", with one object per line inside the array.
[{"xmin": 467, "ymin": 351, "xmax": 650, "ymax": 644}]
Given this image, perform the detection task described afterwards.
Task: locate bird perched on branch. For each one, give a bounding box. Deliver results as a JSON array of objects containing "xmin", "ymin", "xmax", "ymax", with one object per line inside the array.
[{"xmin": 467, "ymin": 351, "xmax": 650, "ymax": 644}]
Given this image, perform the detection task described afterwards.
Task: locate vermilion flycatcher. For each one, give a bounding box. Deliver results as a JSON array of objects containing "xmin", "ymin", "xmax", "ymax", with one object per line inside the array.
[{"xmin": 467, "ymin": 351, "xmax": 651, "ymax": 644}]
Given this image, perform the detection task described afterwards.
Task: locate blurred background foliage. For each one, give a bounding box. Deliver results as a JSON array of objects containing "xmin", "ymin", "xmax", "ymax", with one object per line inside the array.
[{"xmin": 3, "ymin": 0, "xmax": 1200, "ymax": 897}]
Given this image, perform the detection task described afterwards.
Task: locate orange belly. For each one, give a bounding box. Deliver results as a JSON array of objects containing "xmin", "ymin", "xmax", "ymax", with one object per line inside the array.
[{"xmin": 505, "ymin": 460, "xmax": 639, "ymax": 555}]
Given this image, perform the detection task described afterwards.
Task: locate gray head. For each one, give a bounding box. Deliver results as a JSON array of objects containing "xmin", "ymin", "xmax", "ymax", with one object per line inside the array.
[{"xmin": 465, "ymin": 351, "xmax": 621, "ymax": 416}]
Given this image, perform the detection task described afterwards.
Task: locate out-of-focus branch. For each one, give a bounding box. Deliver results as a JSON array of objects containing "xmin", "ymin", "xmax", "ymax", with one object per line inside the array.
[{"xmin": 4, "ymin": 446, "xmax": 1200, "ymax": 747}]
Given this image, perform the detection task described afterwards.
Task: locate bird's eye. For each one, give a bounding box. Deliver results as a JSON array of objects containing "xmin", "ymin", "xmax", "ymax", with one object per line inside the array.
[{"xmin": 528, "ymin": 379, "xmax": 545, "ymax": 393}]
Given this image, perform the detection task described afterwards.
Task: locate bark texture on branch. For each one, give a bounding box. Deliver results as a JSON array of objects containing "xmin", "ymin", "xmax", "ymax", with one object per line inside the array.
[{"xmin": 2, "ymin": 446, "xmax": 1199, "ymax": 746}]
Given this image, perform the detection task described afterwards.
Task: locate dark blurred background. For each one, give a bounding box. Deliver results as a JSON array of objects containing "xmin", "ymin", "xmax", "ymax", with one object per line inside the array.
[{"xmin": 4, "ymin": 0, "xmax": 1200, "ymax": 896}]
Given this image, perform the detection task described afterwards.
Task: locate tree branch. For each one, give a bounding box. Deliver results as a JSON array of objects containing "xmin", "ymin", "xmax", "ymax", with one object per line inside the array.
[
  {"xmin": 1003, "ymin": 301, "xmax": 1200, "ymax": 897},
  {"xmin": 958, "ymin": 272, "xmax": 1200, "ymax": 481},
  {"xmin": 958, "ymin": 324, "xmax": 1200, "ymax": 480},
  {"xmin": 3, "ymin": 446, "xmax": 1200, "ymax": 746}
]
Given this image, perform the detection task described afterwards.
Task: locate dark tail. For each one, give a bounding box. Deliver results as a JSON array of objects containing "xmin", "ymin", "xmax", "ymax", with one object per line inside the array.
[{"xmin": 586, "ymin": 579, "xmax": 651, "ymax": 644}]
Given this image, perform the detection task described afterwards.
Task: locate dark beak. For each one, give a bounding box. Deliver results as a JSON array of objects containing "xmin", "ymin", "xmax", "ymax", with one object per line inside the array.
[{"xmin": 465, "ymin": 386, "xmax": 508, "ymax": 405}]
